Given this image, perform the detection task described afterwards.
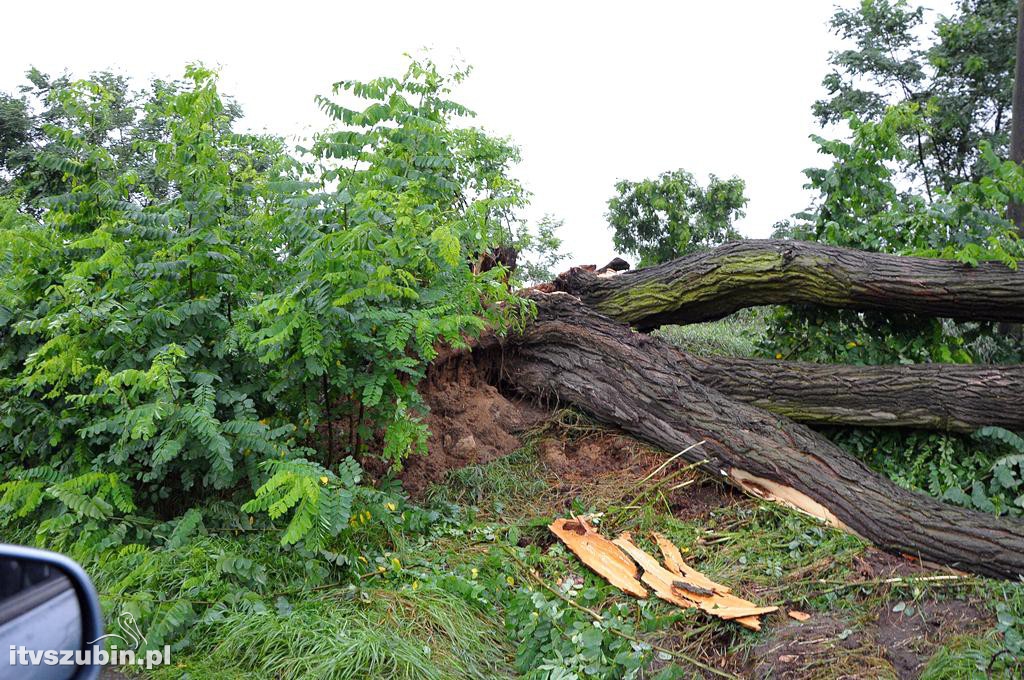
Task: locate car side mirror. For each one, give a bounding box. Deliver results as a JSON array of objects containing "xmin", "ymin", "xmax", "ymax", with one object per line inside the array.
[{"xmin": 0, "ymin": 544, "xmax": 103, "ymax": 680}]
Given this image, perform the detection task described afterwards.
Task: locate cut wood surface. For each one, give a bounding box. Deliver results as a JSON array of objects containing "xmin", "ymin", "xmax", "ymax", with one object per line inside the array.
[
  {"xmin": 685, "ymin": 354, "xmax": 1024, "ymax": 433},
  {"xmin": 555, "ymin": 239, "xmax": 1024, "ymax": 329},
  {"xmin": 501, "ymin": 293, "xmax": 1024, "ymax": 580}
]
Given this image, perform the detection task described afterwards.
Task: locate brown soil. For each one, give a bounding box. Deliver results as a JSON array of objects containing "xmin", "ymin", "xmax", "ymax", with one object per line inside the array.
[
  {"xmin": 532, "ymin": 431, "xmax": 738, "ymax": 517},
  {"xmin": 873, "ymin": 599, "xmax": 990, "ymax": 679},
  {"xmin": 849, "ymin": 548, "xmax": 936, "ymax": 581},
  {"xmin": 398, "ymin": 345, "xmax": 545, "ymax": 495},
  {"xmin": 750, "ymin": 613, "xmax": 878, "ymax": 679},
  {"xmin": 748, "ymin": 598, "xmax": 991, "ymax": 679}
]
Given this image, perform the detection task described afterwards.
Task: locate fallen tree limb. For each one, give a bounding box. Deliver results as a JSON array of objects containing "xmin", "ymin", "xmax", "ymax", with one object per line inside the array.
[
  {"xmin": 497, "ymin": 292, "xmax": 1024, "ymax": 580},
  {"xmin": 556, "ymin": 239, "xmax": 1024, "ymax": 329},
  {"xmin": 682, "ymin": 354, "xmax": 1024, "ymax": 433}
]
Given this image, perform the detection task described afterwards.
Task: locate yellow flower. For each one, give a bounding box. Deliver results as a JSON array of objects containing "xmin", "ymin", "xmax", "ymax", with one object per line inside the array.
[
  {"xmin": 385, "ymin": 502, "xmax": 397, "ymax": 512},
  {"xmin": 391, "ymin": 557, "xmax": 402, "ymax": 571},
  {"xmin": 471, "ymin": 568, "xmax": 479, "ymax": 578},
  {"xmin": 412, "ymin": 580, "xmax": 420, "ymax": 591},
  {"xmin": 506, "ymin": 576, "xmax": 515, "ymax": 587},
  {"xmin": 358, "ymin": 555, "xmax": 368, "ymax": 564},
  {"xmin": 320, "ymin": 476, "xmax": 329, "ymax": 485},
  {"xmin": 775, "ymin": 353, "xmax": 783, "ymax": 360},
  {"xmin": 847, "ymin": 341, "xmax": 858, "ymax": 348}
]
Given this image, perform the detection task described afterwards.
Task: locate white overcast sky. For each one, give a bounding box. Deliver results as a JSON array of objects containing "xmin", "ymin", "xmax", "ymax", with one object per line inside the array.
[{"xmin": 1, "ymin": 1, "xmax": 956, "ymax": 267}]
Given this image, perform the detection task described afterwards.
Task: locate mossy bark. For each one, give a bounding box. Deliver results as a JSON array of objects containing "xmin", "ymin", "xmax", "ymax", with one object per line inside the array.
[
  {"xmin": 557, "ymin": 240, "xmax": 1024, "ymax": 329},
  {"xmin": 498, "ymin": 293, "xmax": 1024, "ymax": 580}
]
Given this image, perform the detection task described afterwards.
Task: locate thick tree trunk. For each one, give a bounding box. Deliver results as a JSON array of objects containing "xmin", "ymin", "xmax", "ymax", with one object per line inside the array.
[
  {"xmin": 556, "ymin": 240, "xmax": 1024, "ymax": 329},
  {"xmin": 497, "ymin": 293, "xmax": 1024, "ymax": 580},
  {"xmin": 1008, "ymin": 0, "xmax": 1024, "ymax": 231},
  {"xmin": 685, "ymin": 355, "xmax": 1024, "ymax": 433}
]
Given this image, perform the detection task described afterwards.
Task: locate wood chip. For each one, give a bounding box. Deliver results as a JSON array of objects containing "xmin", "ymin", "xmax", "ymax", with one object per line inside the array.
[
  {"xmin": 653, "ymin": 532, "xmax": 731, "ymax": 594},
  {"xmin": 548, "ymin": 517, "xmax": 648, "ymax": 598},
  {"xmin": 548, "ymin": 518, "xmax": 777, "ymax": 631},
  {"xmin": 613, "ymin": 532, "xmax": 777, "ymax": 631},
  {"xmin": 788, "ymin": 610, "xmax": 811, "ymax": 622}
]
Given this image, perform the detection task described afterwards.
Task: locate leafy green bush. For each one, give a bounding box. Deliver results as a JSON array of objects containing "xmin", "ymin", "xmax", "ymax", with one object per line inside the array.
[
  {"xmin": 243, "ymin": 59, "xmax": 533, "ymax": 475},
  {"xmin": 0, "ymin": 59, "xmax": 533, "ymax": 551}
]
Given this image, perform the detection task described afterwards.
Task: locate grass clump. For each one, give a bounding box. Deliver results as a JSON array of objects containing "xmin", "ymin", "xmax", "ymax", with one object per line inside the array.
[
  {"xmin": 162, "ymin": 585, "xmax": 512, "ymax": 680},
  {"xmin": 655, "ymin": 308, "xmax": 767, "ymax": 358}
]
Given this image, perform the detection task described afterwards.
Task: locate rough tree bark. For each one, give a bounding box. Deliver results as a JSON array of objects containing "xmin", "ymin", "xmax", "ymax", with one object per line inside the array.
[
  {"xmin": 685, "ymin": 355, "xmax": 1024, "ymax": 433},
  {"xmin": 556, "ymin": 240, "xmax": 1024, "ymax": 329},
  {"xmin": 495, "ymin": 293, "xmax": 1024, "ymax": 580}
]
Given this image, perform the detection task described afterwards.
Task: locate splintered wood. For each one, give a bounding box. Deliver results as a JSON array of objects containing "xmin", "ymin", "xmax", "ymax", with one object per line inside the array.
[
  {"xmin": 548, "ymin": 517, "xmax": 648, "ymax": 597},
  {"xmin": 549, "ymin": 518, "xmax": 777, "ymax": 630}
]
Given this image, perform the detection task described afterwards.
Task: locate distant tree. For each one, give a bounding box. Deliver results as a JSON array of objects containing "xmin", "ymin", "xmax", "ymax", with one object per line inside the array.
[
  {"xmin": 814, "ymin": 0, "xmax": 1018, "ymax": 195},
  {"xmin": 0, "ymin": 67, "xmax": 247, "ymax": 210},
  {"xmin": 606, "ymin": 169, "xmax": 746, "ymax": 267},
  {"xmin": 511, "ymin": 214, "xmax": 570, "ymax": 285}
]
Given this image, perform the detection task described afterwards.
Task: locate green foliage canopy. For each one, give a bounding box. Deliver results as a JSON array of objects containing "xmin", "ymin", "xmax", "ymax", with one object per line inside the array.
[
  {"xmin": 0, "ymin": 59, "xmax": 534, "ymax": 551},
  {"xmin": 606, "ymin": 169, "xmax": 747, "ymax": 267}
]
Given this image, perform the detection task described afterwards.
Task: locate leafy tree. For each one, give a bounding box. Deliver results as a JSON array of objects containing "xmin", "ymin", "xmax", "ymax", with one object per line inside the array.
[
  {"xmin": 0, "ymin": 68, "xmax": 247, "ymax": 209},
  {"xmin": 815, "ymin": 0, "xmax": 1017, "ymax": 194},
  {"xmin": 510, "ymin": 214, "xmax": 570, "ymax": 285},
  {"xmin": 0, "ymin": 59, "xmax": 534, "ymax": 552},
  {"xmin": 0, "ymin": 67, "xmax": 295, "ymax": 532},
  {"xmin": 798, "ymin": 103, "xmax": 1023, "ymax": 263},
  {"xmin": 243, "ymin": 58, "xmax": 533, "ymax": 480},
  {"xmin": 606, "ymin": 169, "xmax": 747, "ymax": 267}
]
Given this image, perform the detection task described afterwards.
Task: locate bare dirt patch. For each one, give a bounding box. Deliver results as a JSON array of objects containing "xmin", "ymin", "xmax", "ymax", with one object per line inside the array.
[
  {"xmin": 873, "ymin": 599, "xmax": 991, "ymax": 679},
  {"xmin": 532, "ymin": 430, "xmax": 739, "ymax": 518},
  {"xmin": 850, "ymin": 547, "xmax": 935, "ymax": 580},
  {"xmin": 399, "ymin": 346, "xmax": 545, "ymax": 494},
  {"xmin": 749, "ymin": 613, "xmax": 885, "ymax": 679},
  {"xmin": 747, "ymin": 597, "xmax": 991, "ymax": 679}
]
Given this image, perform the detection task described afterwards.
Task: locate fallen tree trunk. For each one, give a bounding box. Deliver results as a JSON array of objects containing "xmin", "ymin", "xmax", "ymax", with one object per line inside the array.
[
  {"xmin": 497, "ymin": 292, "xmax": 1024, "ymax": 580},
  {"xmin": 556, "ymin": 239, "xmax": 1024, "ymax": 329},
  {"xmin": 683, "ymin": 355, "xmax": 1024, "ymax": 433}
]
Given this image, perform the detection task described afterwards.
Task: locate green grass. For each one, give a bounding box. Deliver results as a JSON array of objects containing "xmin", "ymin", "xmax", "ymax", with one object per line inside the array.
[
  {"xmin": 160, "ymin": 585, "xmax": 512, "ymax": 679},
  {"xmin": 920, "ymin": 636, "xmax": 1003, "ymax": 680},
  {"xmin": 26, "ymin": 423, "xmax": 1023, "ymax": 679},
  {"xmin": 655, "ymin": 308, "xmax": 766, "ymax": 358}
]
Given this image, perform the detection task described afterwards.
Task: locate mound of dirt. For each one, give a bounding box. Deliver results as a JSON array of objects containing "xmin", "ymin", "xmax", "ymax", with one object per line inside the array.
[{"xmin": 399, "ymin": 345, "xmax": 545, "ymax": 494}]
